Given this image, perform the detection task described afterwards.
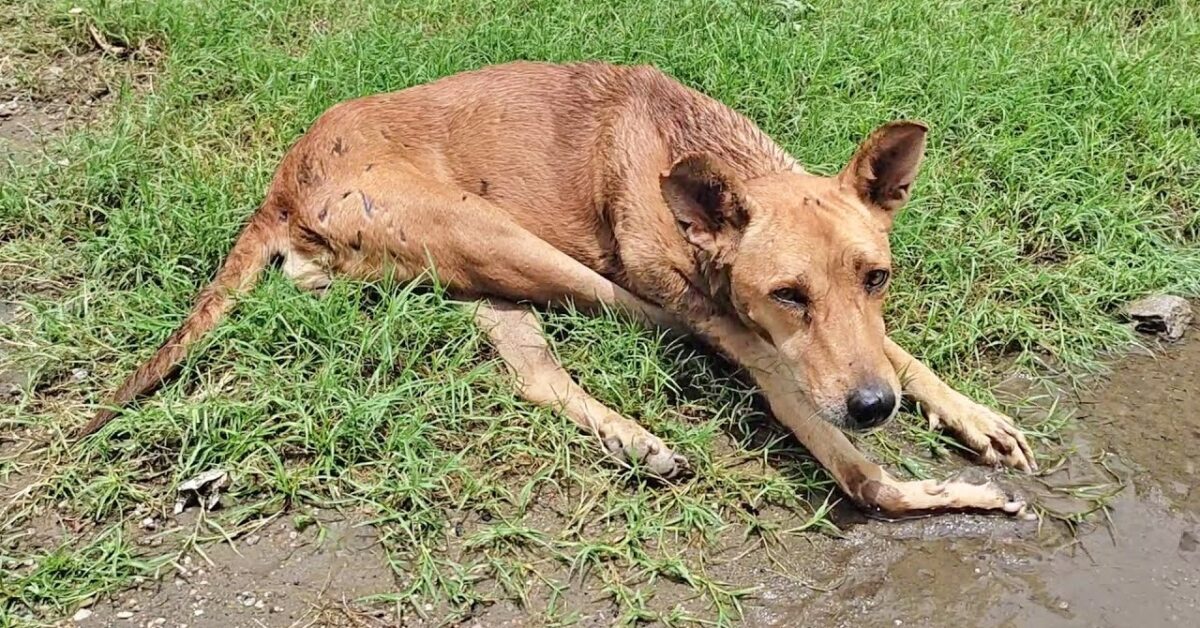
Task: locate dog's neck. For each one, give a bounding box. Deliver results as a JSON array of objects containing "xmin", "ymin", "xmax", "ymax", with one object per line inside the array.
[{"xmin": 668, "ymin": 101, "xmax": 801, "ymax": 182}]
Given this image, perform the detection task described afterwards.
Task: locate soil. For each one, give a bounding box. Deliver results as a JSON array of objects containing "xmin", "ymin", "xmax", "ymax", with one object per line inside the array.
[
  {"xmin": 81, "ymin": 514, "xmax": 398, "ymax": 628},
  {"xmin": 46, "ymin": 326, "xmax": 1196, "ymax": 628}
]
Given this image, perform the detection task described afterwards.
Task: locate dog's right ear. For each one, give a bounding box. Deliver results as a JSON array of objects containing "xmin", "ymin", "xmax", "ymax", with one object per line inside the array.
[{"xmin": 660, "ymin": 153, "xmax": 751, "ymax": 258}]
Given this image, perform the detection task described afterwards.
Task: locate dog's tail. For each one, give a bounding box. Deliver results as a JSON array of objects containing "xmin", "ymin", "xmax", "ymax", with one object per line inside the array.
[{"xmin": 77, "ymin": 207, "xmax": 286, "ymax": 438}]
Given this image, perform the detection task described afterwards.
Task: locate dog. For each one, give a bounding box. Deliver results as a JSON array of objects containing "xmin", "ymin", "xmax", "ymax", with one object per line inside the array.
[{"xmin": 83, "ymin": 61, "xmax": 1035, "ymax": 516}]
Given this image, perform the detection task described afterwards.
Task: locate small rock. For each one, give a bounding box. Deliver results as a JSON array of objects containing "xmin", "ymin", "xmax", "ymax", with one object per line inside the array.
[
  {"xmin": 254, "ymin": 600, "xmax": 265, "ymax": 610},
  {"xmin": 141, "ymin": 517, "xmax": 157, "ymax": 531},
  {"xmin": 174, "ymin": 469, "xmax": 229, "ymax": 514},
  {"xmin": 72, "ymin": 608, "xmax": 93, "ymax": 622},
  {"xmin": 70, "ymin": 368, "xmax": 89, "ymax": 382},
  {"xmin": 244, "ymin": 534, "xmax": 260, "ymax": 546},
  {"xmin": 69, "ymin": 7, "xmax": 84, "ymax": 14},
  {"xmin": 193, "ymin": 609, "xmax": 204, "ymax": 616},
  {"xmin": 116, "ymin": 610, "xmax": 134, "ymax": 619},
  {"xmin": 149, "ymin": 619, "xmax": 166, "ymax": 626},
  {"xmin": 1124, "ymin": 295, "xmax": 1192, "ymax": 342},
  {"xmin": 1180, "ymin": 530, "xmax": 1198, "ymax": 552},
  {"xmin": 271, "ymin": 606, "xmax": 284, "ymax": 614}
]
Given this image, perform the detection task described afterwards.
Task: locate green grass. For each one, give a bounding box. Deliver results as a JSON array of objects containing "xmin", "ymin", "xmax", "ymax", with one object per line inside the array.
[{"xmin": 2, "ymin": 0, "xmax": 1199, "ymax": 624}]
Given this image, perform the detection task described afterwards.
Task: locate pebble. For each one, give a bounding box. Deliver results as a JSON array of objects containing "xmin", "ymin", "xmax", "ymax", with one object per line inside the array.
[
  {"xmin": 244, "ymin": 534, "xmax": 261, "ymax": 546},
  {"xmin": 71, "ymin": 608, "xmax": 93, "ymax": 622},
  {"xmin": 115, "ymin": 610, "xmax": 134, "ymax": 619}
]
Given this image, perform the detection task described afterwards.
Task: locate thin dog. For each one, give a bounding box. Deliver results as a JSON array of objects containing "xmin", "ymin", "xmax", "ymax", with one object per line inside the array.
[{"xmin": 83, "ymin": 62, "xmax": 1035, "ymax": 516}]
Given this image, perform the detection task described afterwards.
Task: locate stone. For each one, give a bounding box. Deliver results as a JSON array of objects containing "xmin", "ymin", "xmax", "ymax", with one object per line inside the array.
[{"xmin": 1124, "ymin": 295, "xmax": 1192, "ymax": 342}]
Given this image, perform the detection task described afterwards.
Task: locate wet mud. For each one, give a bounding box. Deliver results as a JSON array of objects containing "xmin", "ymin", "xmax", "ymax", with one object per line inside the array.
[{"xmin": 728, "ymin": 330, "xmax": 1200, "ymax": 627}]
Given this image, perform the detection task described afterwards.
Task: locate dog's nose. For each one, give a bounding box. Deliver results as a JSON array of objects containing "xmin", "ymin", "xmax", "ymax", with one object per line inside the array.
[{"xmin": 845, "ymin": 381, "xmax": 896, "ymax": 430}]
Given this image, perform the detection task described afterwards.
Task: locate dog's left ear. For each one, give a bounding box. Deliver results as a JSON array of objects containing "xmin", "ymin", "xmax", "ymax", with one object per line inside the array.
[
  {"xmin": 661, "ymin": 153, "xmax": 752, "ymax": 259},
  {"xmin": 840, "ymin": 121, "xmax": 927, "ymax": 215}
]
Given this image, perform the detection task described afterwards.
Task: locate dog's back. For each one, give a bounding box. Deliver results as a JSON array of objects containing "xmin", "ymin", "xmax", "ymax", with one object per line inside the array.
[{"xmin": 277, "ymin": 62, "xmax": 793, "ymax": 272}]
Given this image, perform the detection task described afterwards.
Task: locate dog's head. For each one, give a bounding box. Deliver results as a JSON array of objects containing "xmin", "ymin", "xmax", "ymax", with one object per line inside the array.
[{"xmin": 661, "ymin": 121, "xmax": 926, "ymax": 430}]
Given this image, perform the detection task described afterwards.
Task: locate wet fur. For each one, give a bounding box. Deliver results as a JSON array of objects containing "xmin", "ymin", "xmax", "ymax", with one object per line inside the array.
[{"xmin": 82, "ymin": 62, "xmax": 1035, "ymax": 516}]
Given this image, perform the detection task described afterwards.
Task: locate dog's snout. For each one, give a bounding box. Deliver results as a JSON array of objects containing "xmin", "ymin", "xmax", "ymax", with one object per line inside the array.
[{"xmin": 845, "ymin": 380, "xmax": 896, "ymax": 430}]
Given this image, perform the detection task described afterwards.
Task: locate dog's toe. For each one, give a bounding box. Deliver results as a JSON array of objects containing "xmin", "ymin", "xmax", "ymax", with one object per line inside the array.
[{"xmin": 602, "ymin": 427, "xmax": 687, "ymax": 479}]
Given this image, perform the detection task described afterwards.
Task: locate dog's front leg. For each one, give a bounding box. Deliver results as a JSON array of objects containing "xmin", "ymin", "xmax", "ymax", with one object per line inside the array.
[
  {"xmin": 883, "ymin": 339, "xmax": 1036, "ymax": 472},
  {"xmin": 694, "ymin": 316, "xmax": 1026, "ymax": 516}
]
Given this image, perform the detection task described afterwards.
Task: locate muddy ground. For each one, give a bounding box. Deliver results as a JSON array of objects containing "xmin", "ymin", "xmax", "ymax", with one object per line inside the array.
[
  {"xmin": 14, "ymin": 330, "xmax": 1180, "ymax": 628},
  {"xmin": 26, "ymin": 328, "xmax": 1189, "ymax": 628}
]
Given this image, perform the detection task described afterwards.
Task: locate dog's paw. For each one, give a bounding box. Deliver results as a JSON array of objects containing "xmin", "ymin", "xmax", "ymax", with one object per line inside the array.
[
  {"xmin": 863, "ymin": 477, "xmax": 1029, "ymax": 518},
  {"xmin": 600, "ymin": 422, "xmax": 689, "ymax": 479},
  {"xmin": 924, "ymin": 394, "xmax": 1037, "ymax": 473}
]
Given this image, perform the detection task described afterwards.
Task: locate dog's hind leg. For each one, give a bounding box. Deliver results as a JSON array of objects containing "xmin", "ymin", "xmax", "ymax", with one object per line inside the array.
[{"xmin": 473, "ymin": 298, "xmax": 689, "ymax": 479}]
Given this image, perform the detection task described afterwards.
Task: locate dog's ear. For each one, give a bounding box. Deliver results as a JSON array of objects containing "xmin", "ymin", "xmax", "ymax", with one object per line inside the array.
[
  {"xmin": 661, "ymin": 153, "xmax": 751, "ymax": 257},
  {"xmin": 840, "ymin": 121, "xmax": 927, "ymax": 214}
]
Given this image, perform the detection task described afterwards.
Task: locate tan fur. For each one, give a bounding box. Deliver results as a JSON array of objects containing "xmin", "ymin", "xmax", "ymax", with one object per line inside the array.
[{"xmin": 87, "ymin": 62, "xmax": 1034, "ymax": 515}]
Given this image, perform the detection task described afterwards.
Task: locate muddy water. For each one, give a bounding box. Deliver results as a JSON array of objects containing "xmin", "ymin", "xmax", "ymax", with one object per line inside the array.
[{"xmin": 734, "ymin": 333, "xmax": 1200, "ymax": 627}]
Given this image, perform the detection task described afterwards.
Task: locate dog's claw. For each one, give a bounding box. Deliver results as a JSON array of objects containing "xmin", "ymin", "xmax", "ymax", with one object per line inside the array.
[{"xmin": 925, "ymin": 397, "xmax": 1037, "ymax": 473}]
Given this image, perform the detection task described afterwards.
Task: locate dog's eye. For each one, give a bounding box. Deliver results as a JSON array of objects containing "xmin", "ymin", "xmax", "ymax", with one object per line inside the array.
[
  {"xmin": 771, "ymin": 287, "xmax": 808, "ymax": 307},
  {"xmin": 865, "ymin": 269, "xmax": 890, "ymax": 292}
]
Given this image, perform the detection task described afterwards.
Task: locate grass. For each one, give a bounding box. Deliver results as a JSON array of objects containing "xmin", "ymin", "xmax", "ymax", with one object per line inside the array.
[{"xmin": 2, "ymin": 0, "xmax": 1199, "ymax": 624}]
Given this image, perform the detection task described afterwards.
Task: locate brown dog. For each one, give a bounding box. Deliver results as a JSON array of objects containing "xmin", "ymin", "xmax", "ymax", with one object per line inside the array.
[{"xmin": 84, "ymin": 62, "xmax": 1035, "ymax": 516}]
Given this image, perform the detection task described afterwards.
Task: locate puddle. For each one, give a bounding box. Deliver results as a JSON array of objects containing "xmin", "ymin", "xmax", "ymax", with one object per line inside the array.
[{"xmin": 728, "ymin": 330, "xmax": 1200, "ymax": 627}]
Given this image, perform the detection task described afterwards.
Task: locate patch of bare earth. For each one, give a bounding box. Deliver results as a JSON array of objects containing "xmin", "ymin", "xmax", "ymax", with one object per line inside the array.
[
  {"xmin": 0, "ymin": 6, "xmax": 157, "ymax": 169},
  {"xmin": 83, "ymin": 514, "xmax": 397, "ymax": 628}
]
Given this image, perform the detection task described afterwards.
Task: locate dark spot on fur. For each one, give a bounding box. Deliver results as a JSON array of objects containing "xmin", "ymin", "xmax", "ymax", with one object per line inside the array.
[
  {"xmin": 365, "ymin": 163, "xmax": 374, "ymax": 172},
  {"xmin": 839, "ymin": 464, "xmax": 869, "ymax": 497},
  {"xmin": 297, "ymin": 153, "xmax": 321, "ymax": 187},
  {"xmin": 317, "ymin": 202, "xmax": 329, "ymax": 223},
  {"xmin": 361, "ymin": 191, "xmax": 375, "ymax": 216},
  {"xmin": 859, "ymin": 479, "xmax": 903, "ymax": 512},
  {"xmin": 342, "ymin": 190, "xmax": 353, "ymax": 199},
  {"xmin": 332, "ymin": 137, "xmax": 348, "ymax": 155},
  {"xmin": 479, "ymin": 179, "xmax": 489, "ymax": 196},
  {"xmin": 351, "ymin": 230, "xmax": 363, "ymax": 250},
  {"xmin": 461, "ymin": 194, "xmax": 468, "ymax": 201},
  {"xmin": 297, "ymin": 225, "xmax": 331, "ymax": 251},
  {"xmin": 278, "ymin": 205, "xmax": 289, "ymax": 222}
]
